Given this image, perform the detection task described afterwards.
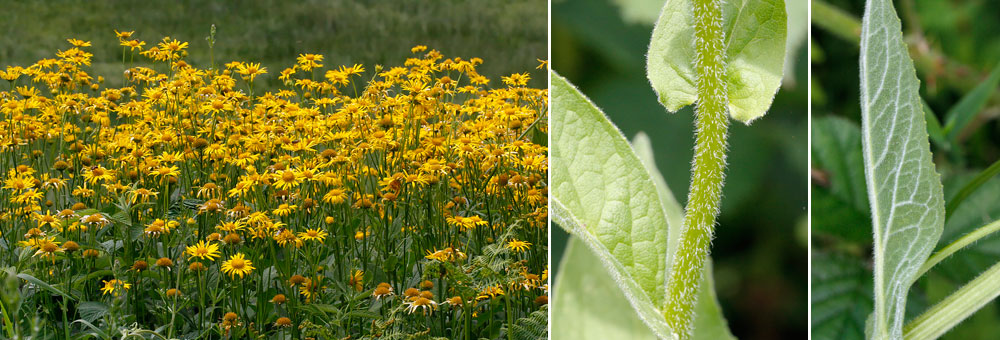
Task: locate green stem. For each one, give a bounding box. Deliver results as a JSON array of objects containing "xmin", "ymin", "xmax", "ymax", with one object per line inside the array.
[
  {"xmin": 663, "ymin": 0, "xmax": 730, "ymax": 338},
  {"xmin": 916, "ymin": 218, "xmax": 1000, "ymax": 278},
  {"xmin": 904, "ymin": 260, "xmax": 1000, "ymax": 339},
  {"xmin": 945, "ymin": 158, "xmax": 1000, "ymax": 219}
]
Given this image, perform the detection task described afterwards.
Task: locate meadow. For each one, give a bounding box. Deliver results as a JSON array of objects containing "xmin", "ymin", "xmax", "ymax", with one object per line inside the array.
[{"xmin": 0, "ymin": 31, "xmax": 548, "ymax": 339}]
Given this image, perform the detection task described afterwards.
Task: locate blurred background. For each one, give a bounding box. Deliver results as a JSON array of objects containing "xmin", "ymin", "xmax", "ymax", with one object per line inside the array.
[
  {"xmin": 552, "ymin": 0, "xmax": 809, "ymax": 339},
  {"xmin": 0, "ymin": 0, "xmax": 548, "ymax": 89},
  {"xmin": 811, "ymin": 0, "xmax": 1000, "ymax": 339}
]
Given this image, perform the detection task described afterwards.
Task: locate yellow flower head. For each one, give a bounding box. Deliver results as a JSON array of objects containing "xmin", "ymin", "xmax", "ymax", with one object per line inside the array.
[
  {"xmin": 221, "ymin": 253, "xmax": 255, "ymax": 279},
  {"xmin": 185, "ymin": 240, "xmax": 221, "ymax": 261}
]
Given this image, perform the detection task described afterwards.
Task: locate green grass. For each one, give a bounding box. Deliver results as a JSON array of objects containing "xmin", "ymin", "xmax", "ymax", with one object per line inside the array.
[{"xmin": 0, "ymin": 0, "xmax": 547, "ymax": 89}]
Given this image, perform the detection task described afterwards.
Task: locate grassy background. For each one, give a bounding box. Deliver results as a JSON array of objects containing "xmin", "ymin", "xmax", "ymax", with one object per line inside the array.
[
  {"xmin": 551, "ymin": 0, "xmax": 809, "ymax": 339},
  {"xmin": 0, "ymin": 0, "xmax": 548, "ymax": 89}
]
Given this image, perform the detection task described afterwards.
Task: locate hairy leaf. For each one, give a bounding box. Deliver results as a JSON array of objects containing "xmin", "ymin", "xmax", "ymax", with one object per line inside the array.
[
  {"xmin": 552, "ymin": 72, "xmax": 736, "ymax": 339},
  {"xmin": 553, "ymin": 237, "xmax": 734, "ymax": 340},
  {"xmin": 551, "ymin": 71, "xmax": 673, "ymax": 337},
  {"xmin": 858, "ymin": 0, "xmax": 946, "ymax": 338},
  {"xmin": 646, "ymin": 0, "xmax": 787, "ymax": 123}
]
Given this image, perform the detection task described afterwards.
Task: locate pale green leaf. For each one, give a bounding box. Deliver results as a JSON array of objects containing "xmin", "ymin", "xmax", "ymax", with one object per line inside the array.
[
  {"xmin": 690, "ymin": 259, "xmax": 736, "ymax": 340},
  {"xmin": 551, "ymin": 71, "xmax": 673, "ymax": 337},
  {"xmin": 646, "ymin": 0, "xmax": 787, "ymax": 124},
  {"xmin": 783, "ymin": 0, "xmax": 807, "ymax": 85},
  {"xmin": 553, "ymin": 237, "xmax": 660, "ymax": 340},
  {"xmin": 859, "ymin": 0, "xmax": 946, "ymax": 338},
  {"xmin": 553, "ymin": 237, "xmax": 734, "ymax": 340},
  {"xmin": 611, "ymin": 0, "xmax": 666, "ymax": 26},
  {"xmin": 632, "ymin": 132, "xmax": 684, "ymax": 267}
]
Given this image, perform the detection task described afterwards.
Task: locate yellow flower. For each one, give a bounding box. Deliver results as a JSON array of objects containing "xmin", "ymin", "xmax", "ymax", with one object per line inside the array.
[
  {"xmin": 424, "ymin": 247, "xmax": 467, "ymax": 262},
  {"xmin": 101, "ymin": 279, "xmax": 131, "ymax": 296},
  {"xmin": 130, "ymin": 188, "xmax": 158, "ymax": 203},
  {"xmin": 82, "ymin": 166, "xmax": 114, "ymax": 185},
  {"xmin": 220, "ymin": 253, "xmax": 256, "ymax": 279},
  {"xmin": 272, "ymin": 203, "xmax": 297, "ymax": 217},
  {"xmin": 296, "ymin": 53, "xmax": 324, "ymax": 71},
  {"xmin": 506, "ymin": 239, "xmax": 532, "ymax": 253},
  {"xmin": 322, "ymin": 188, "xmax": 348, "ymax": 204},
  {"xmin": 404, "ymin": 296, "xmax": 438, "ymax": 315},
  {"xmin": 273, "ymin": 229, "xmax": 302, "ymax": 247},
  {"xmin": 273, "ymin": 169, "xmax": 300, "ymax": 190},
  {"xmin": 298, "ymin": 228, "xmax": 327, "ymax": 242},
  {"xmin": 501, "ymin": 73, "xmax": 530, "ymax": 86},
  {"xmin": 446, "ymin": 215, "xmax": 488, "ymax": 231},
  {"xmin": 185, "ymin": 241, "xmax": 221, "ymax": 261},
  {"xmin": 237, "ymin": 62, "xmax": 267, "ymax": 82},
  {"xmin": 33, "ymin": 240, "xmax": 64, "ymax": 262},
  {"xmin": 348, "ymin": 270, "xmax": 364, "ymax": 292}
]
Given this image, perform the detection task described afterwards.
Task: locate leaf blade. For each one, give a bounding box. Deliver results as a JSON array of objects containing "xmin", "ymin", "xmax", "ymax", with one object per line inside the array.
[
  {"xmin": 551, "ymin": 71, "xmax": 669, "ymax": 306},
  {"xmin": 646, "ymin": 0, "xmax": 787, "ymax": 123},
  {"xmin": 858, "ymin": 0, "xmax": 946, "ymax": 338},
  {"xmin": 553, "ymin": 236, "xmax": 735, "ymax": 340}
]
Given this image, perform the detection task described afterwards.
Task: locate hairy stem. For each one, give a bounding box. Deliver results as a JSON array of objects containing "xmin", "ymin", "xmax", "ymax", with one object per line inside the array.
[
  {"xmin": 904, "ymin": 260, "xmax": 1000, "ymax": 339},
  {"xmin": 663, "ymin": 0, "xmax": 730, "ymax": 337}
]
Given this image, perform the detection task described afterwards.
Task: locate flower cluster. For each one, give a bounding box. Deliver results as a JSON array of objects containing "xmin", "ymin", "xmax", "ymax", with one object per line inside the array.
[{"xmin": 0, "ymin": 33, "xmax": 547, "ymax": 339}]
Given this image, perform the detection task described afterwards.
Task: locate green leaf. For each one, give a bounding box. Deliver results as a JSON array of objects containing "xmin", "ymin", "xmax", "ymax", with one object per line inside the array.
[
  {"xmin": 812, "ymin": 116, "xmax": 868, "ymax": 213},
  {"xmin": 632, "ymin": 132, "xmax": 684, "ymax": 267},
  {"xmin": 507, "ymin": 306, "xmax": 548, "ymax": 340},
  {"xmin": 610, "ymin": 0, "xmax": 666, "ymax": 25},
  {"xmin": 646, "ymin": 0, "xmax": 787, "ymax": 124},
  {"xmin": 783, "ymin": 0, "xmax": 807, "ymax": 86},
  {"xmin": 810, "ymin": 116, "xmax": 871, "ymax": 242},
  {"xmin": 77, "ymin": 301, "xmax": 108, "ymax": 323},
  {"xmin": 858, "ymin": 0, "xmax": 946, "ymax": 338},
  {"xmin": 946, "ymin": 158, "xmax": 1000, "ymax": 219},
  {"xmin": 689, "ymin": 259, "xmax": 736, "ymax": 340},
  {"xmin": 553, "ymin": 237, "xmax": 734, "ymax": 340},
  {"xmin": 553, "ymin": 237, "xmax": 657, "ymax": 340},
  {"xmin": 811, "ymin": 187, "xmax": 872, "ymax": 243},
  {"xmin": 942, "ymin": 62, "xmax": 1000, "ymax": 143},
  {"xmin": 17, "ymin": 273, "xmax": 74, "ymax": 301},
  {"xmin": 932, "ymin": 175, "xmax": 1000, "ymax": 283},
  {"xmin": 811, "ymin": 252, "xmax": 873, "ymax": 340},
  {"xmin": 550, "ymin": 71, "xmax": 673, "ymax": 337}
]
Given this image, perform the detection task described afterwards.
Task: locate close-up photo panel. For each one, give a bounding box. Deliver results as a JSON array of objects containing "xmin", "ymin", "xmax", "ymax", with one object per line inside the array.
[
  {"xmin": 549, "ymin": 0, "xmax": 807, "ymax": 339},
  {"xmin": 0, "ymin": 1, "xmax": 547, "ymax": 339},
  {"xmin": 2, "ymin": 0, "xmax": 999, "ymax": 339},
  {"xmin": 811, "ymin": 0, "xmax": 1000, "ymax": 340}
]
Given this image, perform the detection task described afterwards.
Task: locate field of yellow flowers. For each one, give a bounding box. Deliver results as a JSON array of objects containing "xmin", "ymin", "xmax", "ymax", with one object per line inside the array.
[{"xmin": 0, "ymin": 32, "xmax": 548, "ymax": 339}]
